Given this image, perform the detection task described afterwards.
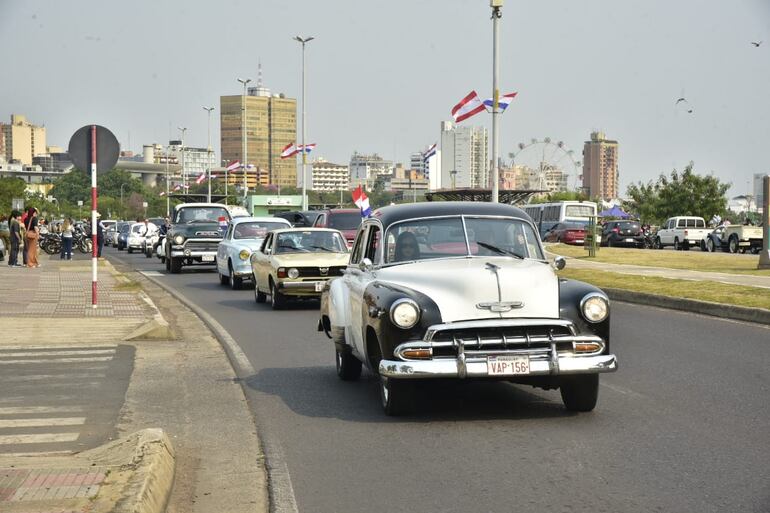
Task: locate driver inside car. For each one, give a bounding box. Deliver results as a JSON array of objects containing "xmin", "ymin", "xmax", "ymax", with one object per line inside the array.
[{"xmin": 394, "ymin": 231, "xmax": 420, "ymax": 262}]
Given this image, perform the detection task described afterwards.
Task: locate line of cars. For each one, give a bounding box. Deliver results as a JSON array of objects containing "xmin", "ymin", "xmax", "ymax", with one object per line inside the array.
[{"xmin": 138, "ymin": 201, "xmax": 618, "ymax": 416}]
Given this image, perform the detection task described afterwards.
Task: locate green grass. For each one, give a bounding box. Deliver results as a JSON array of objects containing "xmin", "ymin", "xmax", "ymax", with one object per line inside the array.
[
  {"xmin": 558, "ymin": 268, "xmax": 770, "ymax": 310},
  {"xmin": 548, "ymin": 243, "xmax": 769, "ymax": 276}
]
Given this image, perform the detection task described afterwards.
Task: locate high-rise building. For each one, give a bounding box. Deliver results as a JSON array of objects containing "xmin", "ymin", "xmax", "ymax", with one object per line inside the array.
[
  {"xmin": 220, "ymin": 79, "xmax": 297, "ymax": 189},
  {"xmin": 349, "ymin": 152, "xmax": 394, "ymax": 188},
  {"xmin": 439, "ymin": 121, "xmax": 488, "ymax": 189},
  {"xmin": 1, "ymin": 114, "xmax": 47, "ymax": 166},
  {"xmin": 582, "ymin": 131, "xmax": 619, "ymax": 200},
  {"xmin": 311, "ymin": 159, "xmax": 349, "ymax": 192}
]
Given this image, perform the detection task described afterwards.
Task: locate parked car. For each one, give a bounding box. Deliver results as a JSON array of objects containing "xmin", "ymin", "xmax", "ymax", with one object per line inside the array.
[
  {"xmin": 655, "ymin": 216, "xmax": 710, "ymax": 250},
  {"xmin": 165, "ymin": 203, "xmax": 231, "ymax": 273},
  {"xmin": 216, "ymin": 216, "xmax": 291, "ymax": 289},
  {"xmin": 250, "ymin": 228, "xmax": 350, "ymax": 309},
  {"xmin": 126, "ymin": 222, "xmax": 155, "ymax": 253},
  {"xmin": 312, "ymin": 209, "xmax": 363, "ymax": 246},
  {"xmin": 601, "ymin": 220, "xmax": 645, "ymax": 248},
  {"xmin": 318, "ymin": 202, "xmax": 617, "ymax": 415},
  {"xmin": 703, "ymin": 223, "xmax": 763, "ymax": 253},
  {"xmin": 274, "ymin": 210, "xmax": 322, "ymax": 227},
  {"xmin": 543, "ymin": 222, "xmax": 588, "ymax": 245}
]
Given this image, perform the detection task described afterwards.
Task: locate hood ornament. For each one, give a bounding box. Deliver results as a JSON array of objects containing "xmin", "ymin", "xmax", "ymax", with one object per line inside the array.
[{"xmin": 477, "ymin": 262, "xmax": 524, "ymax": 313}]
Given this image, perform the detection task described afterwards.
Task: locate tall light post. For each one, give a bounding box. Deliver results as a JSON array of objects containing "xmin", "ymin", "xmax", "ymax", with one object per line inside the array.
[
  {"xmin": 203, "ymin": 106, "xmax": 215, "ymax": 203},
  {"xmin": 294, "ymin": 35, "xmax": 314, "ymax": 211},
  {"xmin": 237, "ymin": 78, "xmax": 252, "ymax": 202},
  {"xmin": 165, "ymin": 144, "xmax": 170, "ymax": 215},
  {"xmin": 178, "ymin": 126, "xmax": 187, "ymax": 192},
  {"xmin": 490, "ymin": 0, "xmax": 503, "ymax": 203}
]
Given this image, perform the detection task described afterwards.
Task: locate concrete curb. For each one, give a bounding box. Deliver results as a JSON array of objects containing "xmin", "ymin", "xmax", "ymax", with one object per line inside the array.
[{"xmin": 604, "ymin": 287, "xmax": 770, "ymax": 325}]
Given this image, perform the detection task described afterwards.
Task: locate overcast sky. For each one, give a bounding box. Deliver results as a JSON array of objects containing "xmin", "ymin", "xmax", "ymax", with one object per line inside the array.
[{"xmin": 2, "ymin": 0, "xmax": 768, "ymax": 197}]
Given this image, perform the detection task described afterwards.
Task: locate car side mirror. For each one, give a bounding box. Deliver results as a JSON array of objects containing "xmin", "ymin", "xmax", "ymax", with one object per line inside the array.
[
  {"xmin": 359, "ymin": 257, "xmax": 373, "ymax": 271},
  {"xmin": 553, "ymin": 256, "xmax": 566, "ymax": 271}
]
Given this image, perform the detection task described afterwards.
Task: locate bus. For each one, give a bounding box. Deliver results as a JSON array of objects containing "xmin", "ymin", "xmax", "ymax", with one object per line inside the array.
[{"xmin": 521, "ymin": 201, "xmax": 598, "ymax": 240}]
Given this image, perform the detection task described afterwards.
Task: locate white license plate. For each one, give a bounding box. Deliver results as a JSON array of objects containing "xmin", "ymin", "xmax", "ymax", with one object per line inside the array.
[
  {"xmin": 487, "ymin": 355, "xmax": 530, "ymax": 376},
  {"xmin": 574, "ymin": 239, "xmax": 584, "ymax": 244},
  {"xmin": 625, "ymin": 238, "xmax": 634, "ymax": 242},
  {"xmin": 201, "ymin": 255, "xmax": 215, "ymax": 262},
  {"xmin": 314, "ymin": 281, "xmax": 324, "ymax": 292}
]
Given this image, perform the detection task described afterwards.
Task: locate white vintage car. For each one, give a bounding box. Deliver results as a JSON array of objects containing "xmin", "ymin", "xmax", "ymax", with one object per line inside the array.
[
  {"xmin": 216, "ymin": 216, "xmax": 291, "ymax": 290},
  {"xmin": 319, "ymin": 202, "xmax": 618, "ymax": 415}
]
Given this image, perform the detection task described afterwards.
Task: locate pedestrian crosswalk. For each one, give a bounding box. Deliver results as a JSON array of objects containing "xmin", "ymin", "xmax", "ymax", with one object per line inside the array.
[{"xmin": 0, "ymin": 343, "xmax": 133, "ymax": 455}]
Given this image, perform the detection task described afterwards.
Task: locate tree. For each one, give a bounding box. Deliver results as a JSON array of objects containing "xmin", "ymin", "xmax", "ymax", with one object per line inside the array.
[
  {"xmin": 530, "ymin": 190, "xmax": 591, "ymax": 204},
  {"xmin": 624, "ymin": 163, "xmax": 730, "ymax": 225},
  {"xmin": 49, "ymin": 169, "xmax": 90, "ymax": 204},
  {"xmin": 0, "ymin": 177, "xmax": 27, "ymax": 213}
]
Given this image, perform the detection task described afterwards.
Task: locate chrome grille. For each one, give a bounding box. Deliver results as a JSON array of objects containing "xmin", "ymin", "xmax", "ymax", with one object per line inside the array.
[
  {"xmin": 184, "ymin": 240, "xmax": 220, "ymax": 252},
  {"xmin": 296, "ymin": 266, "xmax": 345, "ymax": 277}
]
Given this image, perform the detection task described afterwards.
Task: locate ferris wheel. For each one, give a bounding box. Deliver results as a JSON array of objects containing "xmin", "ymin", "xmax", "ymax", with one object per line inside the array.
[{"xmin": 507, "ymin": 137, "xmax": 582, "ymax": 191}]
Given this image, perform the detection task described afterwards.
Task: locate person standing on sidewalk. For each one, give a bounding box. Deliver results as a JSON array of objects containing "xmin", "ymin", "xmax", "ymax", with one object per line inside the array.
[
  {"xmin": 60, "ymin": 217, "xmax": 74, "ymax": 260},
  {"xmin": 7, "ymin": 211, "xmax": 22, "ymax": 266},
  {"xmin": 0, "ymin": 215, "xmax": 10, "ymax": 261},
  {"xmin": 24, "ymin": 207, "xmax": 40, "ymax": 268},
  {"xmin": 97, "ymin": 213, "xmax": 106, "ymax": 257}
]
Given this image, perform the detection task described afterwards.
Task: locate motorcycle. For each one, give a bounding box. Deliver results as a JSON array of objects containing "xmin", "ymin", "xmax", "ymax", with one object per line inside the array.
[{"xmin": 39, "ymin": 232, "xmax": 61, "ymax": 255}]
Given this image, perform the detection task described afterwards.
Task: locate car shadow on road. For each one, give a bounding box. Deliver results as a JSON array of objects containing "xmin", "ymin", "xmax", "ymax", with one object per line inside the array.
[{"xmin": 244, "ymin": 366, "xmax": 575, "ymax": 423}]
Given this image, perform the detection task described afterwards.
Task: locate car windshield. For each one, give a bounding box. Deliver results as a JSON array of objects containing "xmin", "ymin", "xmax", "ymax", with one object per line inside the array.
[
  {"xmin": 383, "ymin": 216, "xmax": 544, "ymax": 264},
  {"xmin": 274, "ymin": 231, "xmax": 347, "ymax": 254},
  {"xmin": 328, "ymin": 213, "xmax": 362, "ymax": 230},
  {"xmin": 175, "ymin": 207, "xmax": 230, "ymax": 224},
  {"xmin": 234, "ymin": 222, "xmax": 287, "ymax": 240},
  {"xmin": 562, "ymin": 222, "xmax": 588, "ymax": 230}
]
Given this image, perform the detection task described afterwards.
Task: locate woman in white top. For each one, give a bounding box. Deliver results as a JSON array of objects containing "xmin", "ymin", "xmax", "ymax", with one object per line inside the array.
[{"xmin": 60, "ymin": 218, "xmax": 74, "ymax": 260}]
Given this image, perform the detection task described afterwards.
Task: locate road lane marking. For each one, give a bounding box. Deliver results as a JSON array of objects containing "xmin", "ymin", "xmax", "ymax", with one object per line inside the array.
[
  {"xmin": 140, "ymin": 271, "xmax": 164, "ymax": 277},
  {"xmin": 0, "ymin": 433, "xmax": 80, "ymax": 444},
  {"xmin": 0, "ymin": 417, "xmax": 86, "ymax": 428},
  {"xmin": 0, "ymin": 357, "xmax": 114, "ymax": 364},
  {"xmin": 0, "ymin": 345, "xmax": 117, "ymax": 351},
  {"xmin": 600, "ymin": 382, "xmax": 646, "ymax": 399},
  {"xmin": 0, "ymin": 373, "xmax": 107, "ymax": 382},
  {"xmin": 0, "ymin": 406, "xmax": 85, "ymax": 414},
  {"xmin": 0, "ymin": 349, "xmax": 116, "ymax": 358}
]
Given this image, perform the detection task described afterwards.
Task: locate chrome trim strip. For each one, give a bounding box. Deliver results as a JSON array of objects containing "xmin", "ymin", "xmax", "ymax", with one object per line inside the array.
[
  {"xmin": 423, "ymin": 319, "xmax": 578, "ymax": 342},
  {"xmin": 278, "ymin": 281, "xmax": 326, "ymax": 290},
  {"xmin": 379, "ymin": 354, "xmax": 618, "ymax": 379}
]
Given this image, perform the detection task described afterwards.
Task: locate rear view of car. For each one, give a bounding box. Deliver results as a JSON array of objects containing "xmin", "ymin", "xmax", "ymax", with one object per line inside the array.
[
  {"xmin": 313, "ymin": 209, "xmax": 362, "ymax": 246},
  {"xmin": 602, "ymin": 221, "xmax": 644, "ymax": 248}
]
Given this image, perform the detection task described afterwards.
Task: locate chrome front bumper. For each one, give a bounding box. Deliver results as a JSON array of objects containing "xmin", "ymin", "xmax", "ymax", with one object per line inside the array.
[
  {"xmin": 278, "ymin": 280, "xmax": 325, "ymax": 291},
  {"xmin": 379, "ymin": 354, "xmax": 617, "ymax": 379},
  {"xmin": 378, "ymin": 318, "xmax": 618, "ymax": 379},
  {"xmin": 170, "ymin": 249, "xmax": 217, "ymax": 259}
]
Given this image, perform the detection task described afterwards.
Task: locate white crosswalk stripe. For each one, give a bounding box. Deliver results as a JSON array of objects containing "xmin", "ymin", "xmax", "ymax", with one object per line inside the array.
[{"xmin": 0, "ymin": 344, "xmax": 122, "ymax": 452}]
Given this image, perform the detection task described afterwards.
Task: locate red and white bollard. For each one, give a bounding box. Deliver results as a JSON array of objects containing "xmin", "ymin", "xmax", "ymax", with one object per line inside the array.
[{"xmin": 90, "ymin": 125, "xmax": 98, "ymax": 308}]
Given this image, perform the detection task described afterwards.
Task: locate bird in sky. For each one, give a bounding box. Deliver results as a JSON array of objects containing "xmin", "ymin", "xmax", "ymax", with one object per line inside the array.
[
  {"xmin": 675, "ymin": 97, "xmax": 687, "ymax": 105},
  {"xmin": 751, "ymin": 41, "xmax": 762, "ymax": 47}
]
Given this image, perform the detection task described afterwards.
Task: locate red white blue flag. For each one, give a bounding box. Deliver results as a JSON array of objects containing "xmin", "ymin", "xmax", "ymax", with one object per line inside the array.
[
  {"xmin": 422, "ymin": 143, "xmax": 437, "ymax": 162},
  {"xmin": 483, "ymin": 91, "xmax": 518, "ymax": 111},
  {"xmin": 195, "ymin": 172, "xmax": 206, "ymax": 184},
  {"xmin": 280, "ymin": 142, "xmax": 297, "ymax": 159},
  {"xmin": 352, "ymin": 185, "xmax": 371, "ymax": 217},
  {"xmin": 451, "ymin": 90, "xmax": 486, "ymax": 123}
]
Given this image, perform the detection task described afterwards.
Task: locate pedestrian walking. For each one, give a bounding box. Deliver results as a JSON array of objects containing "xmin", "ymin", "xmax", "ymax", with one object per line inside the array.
[
  {"xmin": 0, "ymin": 215, "xmax": 10, "ymax": 261},
  {"xmin": 60, "ymin": 217, "xmax": 74, "ymax": 260},
  {"xmin": 24, "ymin": 208, "xmax": 40, "ymax": 268},
  {"xmin": 8, "ymin": 210, "xmax": 22, "ymax": 267}
]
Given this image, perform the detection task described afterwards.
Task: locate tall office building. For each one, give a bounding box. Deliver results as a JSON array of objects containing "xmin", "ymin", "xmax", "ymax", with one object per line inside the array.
[
  {"xmin": 439, "ymin": 121, "xmax": 488, "ymax": 189},
  {"xmin": 1, "ymin": 114, "xmax": 47, "ymax": 166},
  {"xmin": 581, "ymin": 131, "xmax": 619, "ymax": 200},
  {"xmin": 311, "ymin": 159, "xmax": 349, "ymax": 192},
  {"xmin": 349, "ymin": 152, "xmax": 394, "ymax": 189},
  {"xmin": 220, "ymin": 79, "xmax": 297, "ymax": 189}
]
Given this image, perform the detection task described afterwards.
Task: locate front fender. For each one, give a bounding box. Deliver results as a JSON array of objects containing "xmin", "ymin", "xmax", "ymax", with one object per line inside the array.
[
  {"xmin": 559, "ymin": 278, "xmax": 611, "ymax": 351},
  {"xmin": 324, "ymin": 277, "xmax": 350, "ymax": 335}
]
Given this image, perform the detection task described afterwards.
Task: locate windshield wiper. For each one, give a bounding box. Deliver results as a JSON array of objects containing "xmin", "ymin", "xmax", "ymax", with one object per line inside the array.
[{"xmin": 476, "ymin": 241, "xmax": 524, "ymax": 260}]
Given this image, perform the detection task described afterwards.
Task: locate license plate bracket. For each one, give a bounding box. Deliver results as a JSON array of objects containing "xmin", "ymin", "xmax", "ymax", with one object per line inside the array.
[{"xmin": 201, "ymin": 255, "xmax": 215, "ymax": 262}]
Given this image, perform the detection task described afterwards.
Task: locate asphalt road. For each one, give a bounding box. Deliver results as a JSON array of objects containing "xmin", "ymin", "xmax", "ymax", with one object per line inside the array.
[{"xmin": 107, "ymin": 247, "xmax": 770, "ymax": 513}]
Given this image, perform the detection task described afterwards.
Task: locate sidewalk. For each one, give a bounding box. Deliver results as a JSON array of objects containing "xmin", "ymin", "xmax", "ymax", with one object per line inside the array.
[{"xmin": 0, "ymin": 255, "xmax": 267, "ymax": 513}]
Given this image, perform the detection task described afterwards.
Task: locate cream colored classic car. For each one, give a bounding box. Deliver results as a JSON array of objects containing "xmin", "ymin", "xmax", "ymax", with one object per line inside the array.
[{"xmin": 250, "ymin": 228, "xmax": 350, "ymax": 309}]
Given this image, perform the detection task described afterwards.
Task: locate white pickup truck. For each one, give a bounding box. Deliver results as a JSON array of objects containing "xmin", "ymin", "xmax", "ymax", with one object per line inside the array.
[{"xmin": 655, "ymin": 216, "xmax": 711, "ymax": 251}]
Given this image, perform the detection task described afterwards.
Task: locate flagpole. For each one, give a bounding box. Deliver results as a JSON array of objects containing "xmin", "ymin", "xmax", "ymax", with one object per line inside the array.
[
  {"xmin": 295, "ymin": 36, "xmax": 315, "ymax": 211},
  {"xmin": 490, "ymin": 0, "xmax": 502, "ymax": 203}
]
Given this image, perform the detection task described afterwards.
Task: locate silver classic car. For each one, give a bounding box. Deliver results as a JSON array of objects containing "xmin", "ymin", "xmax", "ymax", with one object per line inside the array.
[
  {"xmin": 216, "ymin": 216, "xmax": 291, "ymax": 289},
  {"xmin": 318, "ymin": 202, "xmax": 618, "ymax": 415}
]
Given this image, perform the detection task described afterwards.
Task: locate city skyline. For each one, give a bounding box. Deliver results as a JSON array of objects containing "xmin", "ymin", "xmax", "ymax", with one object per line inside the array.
[{"xmin": 1, "ymin": 0, "xmax": 768, "ymax": 198}]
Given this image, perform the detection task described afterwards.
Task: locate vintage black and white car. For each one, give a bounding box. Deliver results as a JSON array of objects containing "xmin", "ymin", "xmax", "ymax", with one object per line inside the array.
[{"xmin": 318, "ymin": 202, "xmax": 618, "ymax": 415}]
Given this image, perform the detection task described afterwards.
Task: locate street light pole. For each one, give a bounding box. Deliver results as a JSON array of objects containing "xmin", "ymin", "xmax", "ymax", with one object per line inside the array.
[
  {"xmin": 490, "ymin": 0, "xmax": 503, "ymax": 203},
  {"xmin": 178, "ymin": 127, "xmax": 187, "ymax": 192},
  {"xmin": 237, "ymin": 78, "xmax": 252, "ymax": 203},
  {"xmin": 165, "ymin": 145, "xmax": 170, "ymax": 216},
  {"xmin": 203, "ymin": 106, "xmax": 214, "ymax": 203},
  {"xmin": 294, "ymin": 35, "xmax": 314, "ymax": 211}
]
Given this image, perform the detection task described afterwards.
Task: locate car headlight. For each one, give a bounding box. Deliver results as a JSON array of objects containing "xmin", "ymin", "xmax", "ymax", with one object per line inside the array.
[
  {"xmin": 173, "ymin": 234, "xmax": 185, "ymax": 245},
  {"xmin": 239, "ymin": 249, "xmax": 251, "ymax": 260},
  {"xmin": 580, "ymin": 293, "xmax": 609, "ymax": 323},
  {"xmin": 287, "ymin": 267, "xmax": 299, "ymax": 279},
  {"xmin": 390, "ymin": 298, "xmax": 420, "ymax": 329}
]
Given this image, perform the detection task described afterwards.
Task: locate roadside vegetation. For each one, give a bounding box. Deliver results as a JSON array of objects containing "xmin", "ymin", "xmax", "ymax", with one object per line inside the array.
[
  {"xmin": 548, "ymin": 244, "xmax": 769, "ymax": 276},
  {"xmin": 558, "ymin": 268, "xmax": 770, "ymax": 310}
]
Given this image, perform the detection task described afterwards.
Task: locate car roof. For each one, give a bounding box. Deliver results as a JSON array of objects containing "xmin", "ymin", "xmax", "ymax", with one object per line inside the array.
[
  {"xmin": 372, "ymin": 201, "xmax": 530, "ymax": 228},
  {"xmin": 270, "ymin": 227, "xmax": 343, "ymax": 235},
  {"xmin": 174, "ymin": 203, "xmax": 230, "ymax": 210},
  {"xmin": 317, "ymin": 208, "xmax": 360, "ymax": 215},
  {"xmin": 231, "ymin": 216, "xmax": 292, "ymax": 226}
]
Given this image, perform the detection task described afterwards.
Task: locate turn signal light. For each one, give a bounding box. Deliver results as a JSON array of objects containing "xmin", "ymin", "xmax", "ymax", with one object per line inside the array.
[
  {"xmin": 401, "ymin": 349, "xmax": 432, "ymax": 360},
  {"xmin": 277, "ymin": 268, "xmax": 287, "ymax": 278},
  {"xmin": 573, "ymin": 342, "xmax": 602, "ymax": 354}
]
